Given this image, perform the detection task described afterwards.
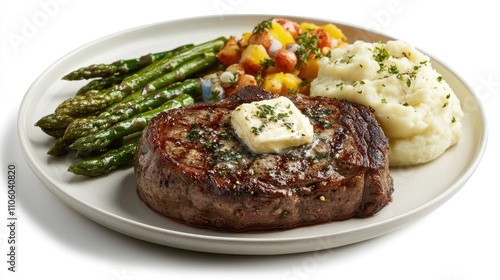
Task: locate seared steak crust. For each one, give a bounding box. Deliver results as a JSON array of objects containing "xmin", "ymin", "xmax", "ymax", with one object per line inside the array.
[{"xmin": 135, "ymin": 86, "xmax": 393, "ymax": 231}]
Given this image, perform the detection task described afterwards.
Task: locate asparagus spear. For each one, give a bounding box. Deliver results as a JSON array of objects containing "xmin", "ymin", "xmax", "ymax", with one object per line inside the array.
[
  {"xmin": 118, "ymin": 37, "xmax": 226, "ymax": 92},
  {"xmin": 34, "ymin": 113, "xmax": 75, "ymax": 138},
  {"xmin": 40, "ymin": 127, "xmax": 67, "ymax": 139},
  {"xmin": 70, "ymin": 93, "xmax": 194, "ymax": 155},
  {"xmin": 35, "ymin": 113, "xmax": 73, "ymax": 129},
  {"xmin": 53, "ymin": 85, "xmax": 121, "ymax": 117},
  {"xmin": 63, "ymin": 78, "xmax": 201, "ymax": 142},
  {"xmin": 67, "ymin": 138, "xmax": 139, "ymax": 176},
  {"xmin": 76, "ymin": 73, "xmax": 129, "ymax": 95},
  {"xmin": 47, "ymin": 137, "xmax": 70, "ymax": 156},
  {"xmin": 63, "ymin": 44, "xmax": 194, "ymax": 80}
]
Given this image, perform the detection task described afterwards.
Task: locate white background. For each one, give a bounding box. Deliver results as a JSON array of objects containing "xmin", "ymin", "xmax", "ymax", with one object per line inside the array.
[{"xmin": 1, "ymin": 0, "xmax": 499, "ymax": 279}]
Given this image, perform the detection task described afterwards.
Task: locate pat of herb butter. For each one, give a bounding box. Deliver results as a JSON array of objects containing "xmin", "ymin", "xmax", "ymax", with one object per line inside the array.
[{"xmin": 231, "ymin": 96, "xmax": 314, "ymax": 154}]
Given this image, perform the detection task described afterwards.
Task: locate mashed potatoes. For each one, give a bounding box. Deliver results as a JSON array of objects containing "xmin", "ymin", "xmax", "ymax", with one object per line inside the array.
[{"xmin": 310, "ymin": 40, "xmax": 463, "ymax": 166}]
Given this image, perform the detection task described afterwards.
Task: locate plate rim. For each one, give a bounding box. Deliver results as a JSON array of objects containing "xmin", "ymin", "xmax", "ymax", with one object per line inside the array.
[{"xmin": 17, "ymin": 14, "xmax": 488, "ymax": 255}]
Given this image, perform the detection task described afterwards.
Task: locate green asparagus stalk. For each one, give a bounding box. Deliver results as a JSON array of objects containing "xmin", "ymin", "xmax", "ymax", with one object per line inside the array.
[
  {"xmin": 40, "ymin": 127, "xmax": 67, "ymax": 139},
  {"xmin": 118, "ymin": 37, "xmax": 226, "ymax": 92},
  {"xmin": 70, "ymin": 93, "xmax": 194, "ymax": 155},
  {"xmin": 63, "ymin": 44, "xmax": 194, "ymax": 80},
  {"xmin": 135, "ymin": 51, "xmax": 217, "ymax": 95},
  {"xmin": 35, "ymin": 113, "xmax": 74, "ymax": 129},
  {"xmin": 34, "ymin": 113, "xmax": 75, "ymax": 138},
  {"xmin": 67, "ymin": 138, "xmax": 139, "ymax": 176},
  {"xmin": 47, "ymin": 137, "xmax": 70, "ymax": 156},
  {"xmin": 53, "ymin": 85, "xmax": 122, "ymax": 117},
  {"xmin": 76, "ymin": 73, "xmax": 130, "ymax": 95},
  {"xmin": 63, "ymin": 78, "xmax": 201, "ymax": 142},
  {"xmin": 48, "ymin": 134, "xmax": 124, "ymax": 157}
]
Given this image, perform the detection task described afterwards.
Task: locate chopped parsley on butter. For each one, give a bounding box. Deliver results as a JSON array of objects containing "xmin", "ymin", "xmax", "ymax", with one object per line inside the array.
[{"xmin": 231, "ymin": 96, "xmax": 314, "ymax": 154}]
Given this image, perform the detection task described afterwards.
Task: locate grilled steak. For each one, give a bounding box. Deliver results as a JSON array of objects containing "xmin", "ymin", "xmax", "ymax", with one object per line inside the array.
[{"xmin": 135, "ymin": 86, "xmax": 393, "ymax": 231}]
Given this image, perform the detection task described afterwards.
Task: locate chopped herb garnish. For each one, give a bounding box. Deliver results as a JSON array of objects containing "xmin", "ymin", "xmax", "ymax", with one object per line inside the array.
[
  {"xmin": 210, "ymin": 89, "xmax": 222, "ymax": 102},
  {"xmin": 229, "ymin": 74, "xmax": 238, "ymax": 85},
  {"xmin": 250, "ymin": 102, "xmax": 295, "ymax": 135},
  {"xmin": 280, "ymin": 210, "xmax": 290, "ymax": 219},
  {"xmin": 304, "ymin": 107, "xmax": 333, "ymax": 128},
  {"xmin": 256, "ymin": 58, "xmax": 275, "ymax": 86},
  {"xmin": 388, "ymin": 65, "xmax": 399, "ymax": 74},
  {"xmin": 373, "ymin": 46, "xmax": 390, "ymax": 63},
  {"xmin": 406, "ymin": 78, "xmax": 412, "ymax": 87},
  {"xmin": 185, "ymin": 129, "xmax": 203, "ymax": 142},
  {"xmin": 300, "ymin": 79, "xmax": 311, "ymax": 87},
  {"xmin": 295, "ymin": 29, "xmax": 324, "ymax": 68},
  {"xmin": 252, "ymin": 18, "xmax": 273, "ymax": 34}
]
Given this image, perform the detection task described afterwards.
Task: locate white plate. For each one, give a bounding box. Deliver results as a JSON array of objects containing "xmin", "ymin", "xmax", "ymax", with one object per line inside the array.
[{"xmin": 18, "ymin": 15, "xmax": 487, "ymax": 255}]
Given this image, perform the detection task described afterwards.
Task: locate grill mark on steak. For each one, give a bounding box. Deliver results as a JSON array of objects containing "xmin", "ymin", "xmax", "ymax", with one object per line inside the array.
[{"xmin": 135, "ymin": 86, "xmax": 393, "ymax": 231}]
